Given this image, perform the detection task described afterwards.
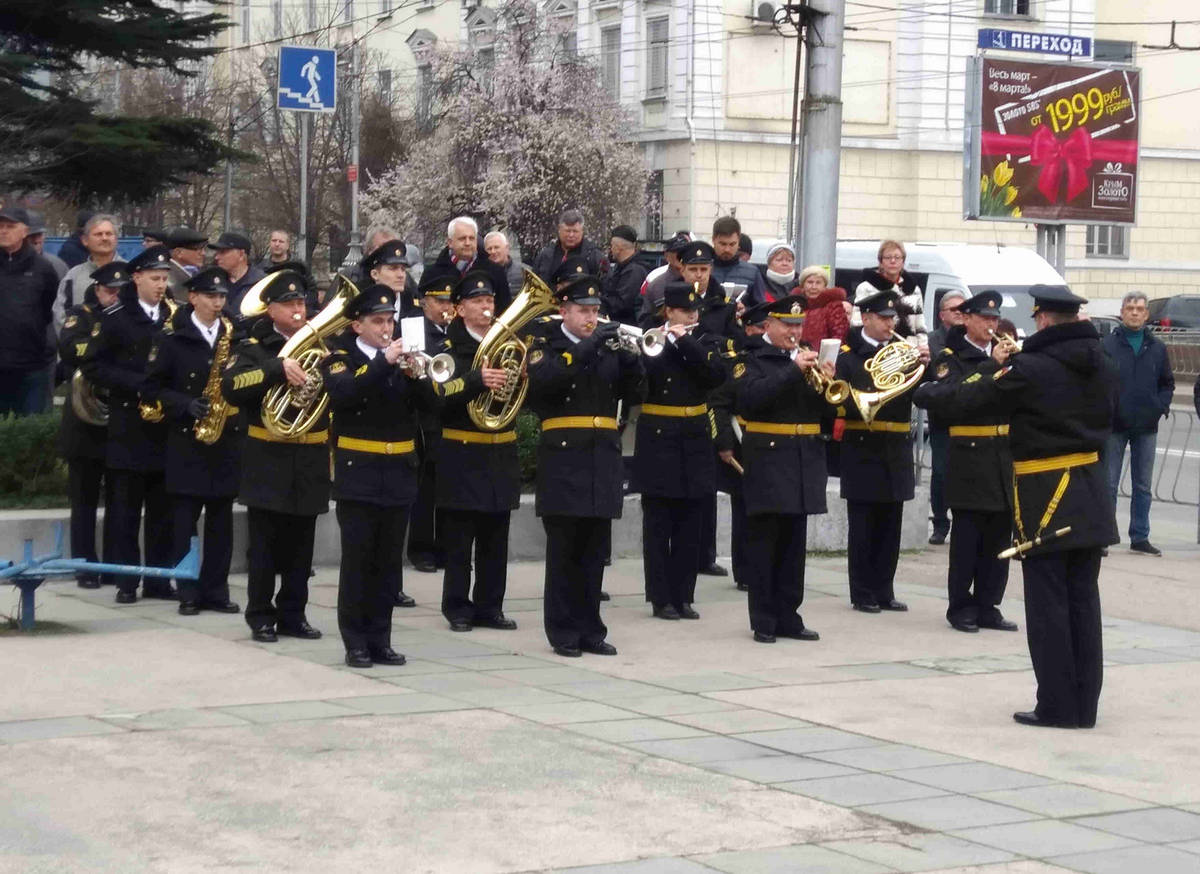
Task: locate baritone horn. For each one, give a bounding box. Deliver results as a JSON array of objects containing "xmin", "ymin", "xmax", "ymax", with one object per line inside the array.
[{"xmin": 71, "ymin": 370, "xmax": 109, "ymax": 426}]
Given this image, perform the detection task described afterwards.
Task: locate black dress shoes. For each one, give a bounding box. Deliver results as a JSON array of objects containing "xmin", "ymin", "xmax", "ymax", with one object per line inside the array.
[
  {"xmin": 699, "ymin": 562, "xmax": 728, "ymax": 577},
  {"xmin": 277, "ymin": 621, "xmax": 322, "ymax": 639},
  {"xmin": 780, "ymin": 628, "xmax": 820, "ymax": 641},
  {"xmin": 345, "ymin": 649, "xmax": 373, "ymax": 668},
  {"xmin": 178, "ymin": 601, "xmax": 200, "ymax": 615},
  {"xmin": 251, "ymin": 626, "xmax": 277, "ymax": 643},
  {"xmin": 77, "ymin": 577, "xmax": 100, "ymax": 590},
  {"xmin": 950, "ymin": 619, "xmax": 980, "ymax": 633},
  {"xmin": 1013, "ymin": 710, "xmax": 1076, "ymax": 729},
  {"xmin": 735, "ymin": 581, "xmax": 748, "ymax": 592},
  {"xmin": 753, "ymin": 631, "xmax": 776, "ymax": 643},
  {"xmin": 678, "ymin": 604, "xmax": 700, "ymax": 620},
  {"xmin": 370, "ymin": 647, "xmax": 406, "ymax": 665},
  {"xmin": 653, "ymin": 604, "xmax": 681, "ymax": 620},
  {"xmin": 581, "ymin": 641, "xmax": 618, "ymax": 656},
  {"xmin": 393, "ymin": 591, "xmax": 416, "ymax": 608},
  {"xmin": 474, "ymin": 614, "xmax": 517, "ymax": 630},
  {"xmin": 978, "ymin": 616, "xmax": 1019, "ymax": 632},
  {"xmin": 411, "ymin": 558, "xmax": 438, "ymax": 573},
  {"xmin": 115, "ymin": 590, "xmax": 138, "ymax": 605},
  {"xmin": 449, "ymin": 620, "xmax": 473, "ymax": 632},
  {"xmin": 553, "ymin": 644, "xmax": 583, "ymax": 658},
  {"xmin": 201, "ymin": 599, "xmax": 240, "ymax": 614},
  {"xmin": 142, "ymin": 585, "xmax": 179, "ymax": 601},
  {"xmin": 929, "ymin": 528, "xmax": 949, "ymax": 545},
  {"xmin": 879, "ymin": 600, "xmax": 908, "ymax": 612},
  {"xmin": 852, "ymin": 603, "xmax": 882, "ymax": 614},
  {"xmin": 599, "ymin": 591, "xmax": 611, "ymax": 601}
]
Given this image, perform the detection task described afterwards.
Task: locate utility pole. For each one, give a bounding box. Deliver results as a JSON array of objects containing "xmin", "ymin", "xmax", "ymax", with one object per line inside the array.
[
  {"xmin": 793, "ymin": 0, "xmax": 846, "ymax": 272},
  {"xmin": 223, "ymin": 118, "xmax": 234, "ymax": 232},
  {"xmin": 341, "ymin": 40, "xmax": 363, "ymax": 274}
]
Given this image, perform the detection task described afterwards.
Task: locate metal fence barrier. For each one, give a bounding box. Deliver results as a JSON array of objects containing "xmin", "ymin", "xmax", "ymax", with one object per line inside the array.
[{"xmin": 1116, "ymin": 408, "xmax": 1199, "ymax": 508}]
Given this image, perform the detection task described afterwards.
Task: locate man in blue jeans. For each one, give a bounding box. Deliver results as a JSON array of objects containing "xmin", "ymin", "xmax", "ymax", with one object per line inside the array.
[{"xmin": 1101, "ymin": 290, "xmax": 1174, "ymax": 556}]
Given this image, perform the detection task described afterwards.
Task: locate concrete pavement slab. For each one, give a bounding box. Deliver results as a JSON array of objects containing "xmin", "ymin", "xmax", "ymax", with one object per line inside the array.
[
  {"xmin": 215, "ymin": 699, "xmax": 359, "ymax": 723},
  {"xmin": 555, "ymin": 859, "xmax": 721, "ymax": 873},
  {"xmin": 730, "ymin": 727, "xmax": 885, "ymax": 755},
  {"xmin": 974, "ymin": 784, "xmax": 1153, "ymax": 817},
  {"xmin": 1171, "ymin": 839, "xmax": 1200, "ymax": 854},
  {"xmin": 497, "ymin": 701, "xmax": 641, "ymax": 725},
  {"xmin": 652, "ymin": 673, "xmax": 775, "ymax": 693},
  {"xmin": 626, "ymin": 736, "xmax": 784, "ymax": 764},
  {"xmin": 1071, "ymin": 808, "xmax": 1200, "ymax": 842},
  {"xmin": 888, "ymin": 763, "xmax": 1056, "ymax": 793},
  {"xmin": 97, "ymin": 708, "xmax": 251, "ymax": 731},
  {"xmin": 820, "ymin": 833, "xmax": 1017, "ymax": 872},
  {"xmin": 695, "ymin": 843, "xmax": 895, "ymax": 874},
  {"xmin": 664, "ymin": 709, "xmax": 813, "ymax": 734},
  {"xmin": 949, "ymin": 821, "xmax": 1141, "ymax": 857},
  {"xmin": 609, "ymin": 695, "xmax": 743, "ymax": 717},
  {"xmin": 705, "ymin": 756, "xmax": 863, "ymax": 783},
  {"xmin": 808, "ymin": 743, "xmax": 971, "ymax": 771},
  {"xmin": 566, "ymin": 718, "xmax": 711, "ymax": 743},
  {"xmin": 776, "ymin": 773, "xmax": 952, "ymax": 806},
  {"xmin": 0, "ymin": 715, "xmax": 126, "ymax": 743},
  {"xmin": 333, "ymin": 691, "xmax": 475, "ymax": 713},
  {"xmin": 860, "ymin": 795, "xmax": 1040, "ymax": 830},
  {"xmin": 1046, "ymin": 844, "xmax": 1200, "ymax": 874},
  {"xmin": 900, "ymin": 864, "xmax": 1075, "ymax": 874}
]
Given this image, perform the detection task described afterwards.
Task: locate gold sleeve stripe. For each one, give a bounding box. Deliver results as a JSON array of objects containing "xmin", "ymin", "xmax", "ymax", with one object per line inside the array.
[
  {"xmin": 232, "ymin": 369, "xmax": 264, "ymax": 390},
  {"xmin": 355, "ymin": 364, "xmax": 369, "ymax": 377},
  {"xmin": 75, "ymin": 343, "xmax": 88, "ymax": 357},
  {"xmin": 562, "ymin": 351, "xmax": 573, "ymax": 366}
]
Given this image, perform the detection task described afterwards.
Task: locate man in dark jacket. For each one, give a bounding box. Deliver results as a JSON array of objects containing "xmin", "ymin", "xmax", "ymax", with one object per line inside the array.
[
  {"xmin": 710, "ymin": 215, "xmax": 767, "ymax": 305},
  {"xmin": 209, "ymin": 231, "xmax": 264, "ymax": 317},
  {"xmin": 431, "ymin": 216, "xmax": 511, "ymax": 314},
  {"xmin": 531, "ymin": 208, "xmax": 606, "ymax": 286},
  {"xmin": 1100, "ymin": 291, "xmax": 1174, "ymax": 556},
  {"xmin": 602, "ymin": 225, "xmax": 647, "ymax": 326},
  {"xmin": 56, "ymin": 210, "xmax": 93, "ymax": 269},
  {"xmin": 0, "ymin": 206, "xmax": 59, "ymax": 415}
]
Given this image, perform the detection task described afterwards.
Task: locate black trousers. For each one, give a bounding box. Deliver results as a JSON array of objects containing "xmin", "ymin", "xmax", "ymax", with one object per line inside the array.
[
  {"xmin": 107, "ymin": 469, "xmax": 173, "ymax": 594},
  {"xmin": 947, "ymin": 508, "xmax": 1011, "ymax": 623},
  {"xmin": 846, "ymin": 500, "xmax": 903, "ymax": 607},
  {"xmin": 929, "ymin": 426, "xmax": 950, "ymax": 531},
  {"xmin": 68, "ymin": 458, "xmax": 115, "ymax": 583},
  {"xmin": 336, "ymin": 500, "xmax": 408, "ymax": 652},
  {"xmin": 730, "ymin": 485, "xmax": 750, "ymax": 585},
  {"xmin": 1022, "ymin": 548, "xmax": 1103, "ymax": 728},
  {"xmin": 172, "ymin": 495, "xmax": 234, "ymax": 605},
  {"xmin": 441, "ymin": 508, "xmax": 511, "ymax": 623},
  {"xmin": 244, "ymin": 508, "xmax": 317, "ymax": 630},
  {"xmin": 641, "ymin": 496, "xmax": 702, "ymax": 609},
  {"xmin": 542, "ymin": 515, "xmax": 609, "ymax": 649},
  {"xmin": 699, "ymin": 492, "xmax": 717, "ymax": 566},
  {"xmin": 745, "ymin": 513, "xmax": 809, "ymax": 635},
  {"xmin": 407, "ymin": 453, "xmax": 443, "ymax": 565}
]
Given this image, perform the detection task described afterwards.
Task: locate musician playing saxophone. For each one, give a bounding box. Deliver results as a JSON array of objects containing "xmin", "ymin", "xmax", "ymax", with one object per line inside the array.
[
  {"xmin": 835, "ymin": 288, "xmax": 931, "ymax": 615},
  {"xmin": 221, "ymin": 269, "xmax": 328, "ymax": 643},
  {"xmin": 144, "ymin": 266, "xmax": 244, "ymax": 617}
]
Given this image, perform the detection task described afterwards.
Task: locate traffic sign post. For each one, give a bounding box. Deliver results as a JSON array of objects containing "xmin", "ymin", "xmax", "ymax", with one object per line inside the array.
[{"xmin": 277, "ymin": 46, "xmax": 338, "ymax": 113}]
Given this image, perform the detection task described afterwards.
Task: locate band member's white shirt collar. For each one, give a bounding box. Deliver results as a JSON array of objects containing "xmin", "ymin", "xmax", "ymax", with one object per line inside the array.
[
  {"xmin": 861, "ymin": 332, "xmax": 882, "ymax": 349},
  {"xmin": 138, "ymin": 299, "xmax": 160, "ymax": 321},
  {"xmin": 356, "ymin": 337, "xmax": 381, "ymax": 360},
  {"xmin": 191, "ymin": 312, "xmax": 219, "ymax": 347},
  {"xmin": 966, "ymin": 336, "xmax": 991, "ymax": 355},
  {"xmin": 561, "ymin": 323, "xmax": 584, "ymax": 344}
]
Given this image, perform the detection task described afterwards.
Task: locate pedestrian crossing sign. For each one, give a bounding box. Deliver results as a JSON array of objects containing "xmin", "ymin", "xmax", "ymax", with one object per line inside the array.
[{"xmin": 277, "ymin": 45, "xmax": 337, "ymax": 113}]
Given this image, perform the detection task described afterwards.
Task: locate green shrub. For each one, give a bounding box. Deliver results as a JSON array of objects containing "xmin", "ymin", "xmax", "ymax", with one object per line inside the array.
[
  {"xmin": 515, "ymin": 410, "xmax": 540, "ymax": 485},
  {"xmin": 0, "ymin": 412, "xmax": 69, "ymax": 508}
]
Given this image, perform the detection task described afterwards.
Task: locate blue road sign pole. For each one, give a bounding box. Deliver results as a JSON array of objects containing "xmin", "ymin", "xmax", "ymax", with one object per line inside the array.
[{"xmin": 276, "ymin": 45, "xmax": 336, "ymax": 266}]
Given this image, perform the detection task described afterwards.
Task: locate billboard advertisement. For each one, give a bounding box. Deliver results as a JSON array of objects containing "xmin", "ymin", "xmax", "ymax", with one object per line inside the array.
[{"xmin": 964, "ymin": 56, "xmax": 1140, "ymax": 226}]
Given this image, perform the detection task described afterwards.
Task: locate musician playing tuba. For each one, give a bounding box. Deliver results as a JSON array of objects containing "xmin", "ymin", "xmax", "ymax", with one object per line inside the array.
[{"xmin": 221, "ymin": 263, "xmax": 330, "ymax": 643}]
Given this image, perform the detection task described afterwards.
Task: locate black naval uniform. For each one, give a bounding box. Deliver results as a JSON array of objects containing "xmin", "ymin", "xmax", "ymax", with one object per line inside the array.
[
  {"xmin": 322, "ymin": 293, "xmax": 434, "ymax": 660},
  {"xmin": 734, "ymin": 307, "xmax": 828, "ymax": 639},
  {"xmin": 57, "ymin": 289, "xmax": 114, "ymax": 585},
  {"xmin": 80, "ymin": 287, "xmax": 175, "ymax": 598},
  {"xmin": 710, "ymin": 332, "xmax": 760, "ymax": 589},
  {"xmin": 527, "ymin": 279, "xmax": 645, "ymax": 654},
  {"xmin": 407, "ymin": 307, "xmax": 451, "ymax": 571},
  {"xmin": 222, "ymin": 312, "xmax": 330, "ymax": 634},
  {"xmin": 634, "ymin": 309, "xmax": 726, "ymax": 616},
  {"xmin": 144, "ymin": 298, "xmax": 244, "ymax": 609},
  {"xmin": 431, "ymin": 314, "xmax": 521, "ymax": 627},
  {"xmin": 914, "ymin": 324, "xmax": 1014, "ymax": 630},
  {"xmin": 920, "ymin": 314, "xmax": 1117, "ymax": 728},
  {"xmin": 835, "ymin": 325, "xmax": 919, "ymax": 611}
]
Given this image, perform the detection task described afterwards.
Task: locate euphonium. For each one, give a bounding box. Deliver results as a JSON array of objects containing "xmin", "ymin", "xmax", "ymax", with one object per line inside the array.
[
  {"xmin": 71, "ymin": 369, "xmax": 109, "ymax": 426},
  {"xmin": 849, "ymin": 331, "xmax": 926, "ymax": 424},
  {"xmin": 139, "ymin": 297, "xmax": 179, "ymax": 423},
  {"xmin": 261, "ymin": 273, "xmax": 362, "ymax": 439},
  {"xmin": 192, "ymin": 316, "xmax": 238, "ymax": 445},
  {"xmin": 467, "ymin": 268, "xmax": 560, "ymax": 431}
]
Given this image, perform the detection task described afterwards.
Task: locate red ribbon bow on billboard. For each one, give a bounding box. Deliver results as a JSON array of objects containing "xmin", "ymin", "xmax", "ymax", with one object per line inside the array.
[{"xmin": 982, "ymin": 127, "xmax": 1139, "ymax": 204}]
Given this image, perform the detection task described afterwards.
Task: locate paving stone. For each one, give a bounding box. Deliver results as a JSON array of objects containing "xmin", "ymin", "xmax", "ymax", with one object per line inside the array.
[
  {"xmin": 808, "ymin": 743, "xmax": 970, "ymax": 771},
  {"xmin": 567, "ymin": 718, "xmax": 712, "ymax": 744},
  {"xmin": 705, "ymin": 756, "xmax": 862, "ymax": 784},
  {"xmin": 610, "ymin": 696, "xmax": 742, "ymax": 717},
  {"xmin": 1180, "ymin": 804, "xmax": 1200, "ymax": 815},
  {"xmin": 1170, "ymin": 840, "xmax": 1200, "ymax": 854},
  {"xmin": 891, "ymin": 763, "xmax": 1056, "ymax": 793},
  {"xmin": 950, "ymin": 820, "xmax": 1141, "ymax": 857},
  {"xmin": 861, "ymin": 795, "xmax": 1039, "ymax": 830},
  {"xmin": 98, "ymin": 708, "xmax": 250, "ymax": 731},
  {"xmin": 0, "ymin": 716, "xmax": 127, "ymax": 743},
  {"xmin": 490, "ymin": 666, "xmax": 605, "ymax": 686},
  {"xmin": 1072, "ymin": 808, "xmax": 1200, "ymax": 842},
  {"xmin": 1047, "ymin": 844, "xmax": 1200, "ymax": 874},
  {"xmin": 1102, "ymin": 648, "xmax": 1194, "ymax": 665},
  {"xmin": 216, "ymin": 700, "xmax": 359, "ymax": 723},
  {"xmin": 434, "ymin": 654, "xmax": 559, "ymax": 670},
  {"xmin": 777, "ymin": 773, "xmax": 951, "ymax": 807},
  {"xmin": 976, "ymin": 784, "xmax": 1152, "ymax": 817},
  {"xmin": 556, "ymin": 859, "xmax": 718, "ymax": 874},
  {"xmin": 401, "ymin": 639, "xmax": 510, "ymax": 659},
  {"xmin": 626, "ymin": 736, "xmax": 784, "ymax": 764},
  {"xmin": 332, "ymin": 691, "xmax": 474, "ymax": 714},
  {"xmin": 696, "ymin": 843, "xmax": 893, "ymax": 873},
  {"xmin": 821, "ymin": 833, "xmax": 1017, "ymax": 872},
  {"xmin": 665, "ymin": 709, "xmax": 812, "ymax": 735},
  {"xmin": 654, "ymin": 672, "xmax": 773, "ymax": 693},
  {"xmin": 1147, "ymin": 645, "xmax": 1200, "ymax": 659},
  {"xmin": 496, "ymin": 701, "xmax": 640, "ymax": 725},
  {"xmin": 549, "ymin": 679, "xmax": 673, "ymax": 701},
  {"xmin": 447, "ymin": 686, "xmax": 583, "ymax": 708},
  {"xmin": 831, "ymin": 662, "xmax": 947, "ymax": 680},
  {"xmin": 362, "ymin": 658, "xmax": 464, "ymax": 676},
  {"xmin": 731, "ymin": 727, "xmax": 884, "ymax": 755},
  {"xmin": 400, "ymin": 671, "xmax": 523, "ymax": 694}
]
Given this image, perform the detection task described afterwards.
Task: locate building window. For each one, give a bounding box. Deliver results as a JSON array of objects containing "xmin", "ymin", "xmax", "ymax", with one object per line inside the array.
[
  {"xmin": 344, "ymin": 0, "xmax": 354, "ymax": 23},
  {"xmin": 1094, "ymin": 39, "xmax": 1136, "ymax": 64},
  {"xmin": 416, "ymin": 64, "xmax": 432, "ymax": 126},
  {"xmin": 984, "ymin": 0, "xmax": 1031, "ymax": 16},
  {"xmin": 271, "ymin": 0, "xmax": 283, "ymax": 36},
  {"xmin": 645, "ymin": 170, "xmax": 664, "ymax": 241},
  {"xmin": 379, "ymin": 69, "xmax": 392, "ymax": 104},
  {"xmin": 241, "ymin": 0, "xmax": 251, "ymax": 43},
  {"xmin": 1086, "ymin": 225, "xmax": 1129, "ymax": 259},
  {"xmin": 601, "ymin": 26, "xmax": 621, "ymax": 99},
  {"xmin": 308, "ymin": 0, "xmax": 318, "ymax": 29},
  {"xmin": 380, "ymin": 0, "xmax": 391, "ymax": 15},
  {"xmin": 647, "ymin": 18, "xmax": 669, "ymax": 97},
  {"xmin": 478, "ymin": 47, "xmax": 495, "ymax": 79}
]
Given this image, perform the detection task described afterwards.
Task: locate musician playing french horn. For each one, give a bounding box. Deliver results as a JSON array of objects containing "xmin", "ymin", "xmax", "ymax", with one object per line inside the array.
[
  {"xmin": 836, "ymin": 288, "xmax": 931, "ymax": 615},
  {"xmin": 143, "ymin": 266, "xmax": 243, "ymax": 617},
  {"xmin": 429, "ymin": 269, "xmax": 522, "ymax": 633},
  {"xmin": 221, "ymin": 267, "xmax": 329, "ymax": 643}
]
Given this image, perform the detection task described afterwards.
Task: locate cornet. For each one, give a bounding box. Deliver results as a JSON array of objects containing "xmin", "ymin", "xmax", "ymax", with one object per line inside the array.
[
  {"xmin": 640, "ymin": 323, "xmax": 697, "ymax": 357},
  {"xmin": 988, "ymin": 329, "xmax": 1022, "ymax": 356},
  {"xmin": 594, "ymin": 317, "xmax": 644, "ymax": 355},
  {"xmin": 396, "ymin": 349, "xmax": 456, "ymax": 383}
]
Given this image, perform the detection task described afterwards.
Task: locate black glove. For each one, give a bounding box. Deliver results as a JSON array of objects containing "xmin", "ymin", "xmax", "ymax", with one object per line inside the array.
[
  {"xmin": 187, "ymin": 396, "xmax": 211, "ymax": 419},
  {"xmin": 594, "ymin": 320, "xmax": 620, "ymax": 342}
]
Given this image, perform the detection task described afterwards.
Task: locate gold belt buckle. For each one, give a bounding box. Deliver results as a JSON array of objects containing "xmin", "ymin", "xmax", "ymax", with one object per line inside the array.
[
  {"xmin": 384, "ymin": 442, "xmax": 395, "ymax": 454},
  {"xmin": 592, "ymin": 416, "xmax": 603, "ymax": 428}
]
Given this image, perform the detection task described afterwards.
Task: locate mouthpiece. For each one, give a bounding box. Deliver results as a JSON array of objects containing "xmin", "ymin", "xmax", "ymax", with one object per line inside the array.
[
  {"xmin": 482, "ymin": 310, "xmax": 493, "ymax": 319},
  {"xmin": 291, "ymin": 313, "xmax": 303, "ymax": 321}
]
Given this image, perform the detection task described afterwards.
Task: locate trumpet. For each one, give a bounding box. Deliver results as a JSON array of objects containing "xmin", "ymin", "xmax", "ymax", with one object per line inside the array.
[
  {"xmin": 593, "ymin": 317, "xmax": 644, "ymax": 354},
  {"xmin": 396, "ymin": 349, "xmax": 456, "ymax": 383},
  {"xmin": 640, "ymin": 323, "xmax": 697, "ymax": 357},
  {"xmin": 988, "ymin": 329, "xmax": 1022, "ymax": 355}
]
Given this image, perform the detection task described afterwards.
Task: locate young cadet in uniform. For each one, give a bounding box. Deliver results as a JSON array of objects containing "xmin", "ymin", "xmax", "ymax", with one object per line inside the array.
[
  {"xmin": 913, "ymin": 290, "xmax": 1018, "ymax": 633},
  {"xmin": 527, "ymin": 274, "xmax": 645, "ymax": 657},
  {"xmin": 430, "ymin": 269, "xmax": 521, "ymax": 632},
  {"xmin": 734, "ymin": 295, "xmax": 827, "ymax": 643},
  {"xmin": 144, "ymin": 266, "xmax": 243, "ymax": 616},
  {"xmin": 221, "ymin": 269, "xmax": 329, "ymax": 642},
  {"xmin": 362, "ymin": 239, "xmax": 419, "ymax": 319},
  {"xmin": 634, "ymin": 279, "xmax": 726, "ymax": 620},
  {"xmin": 406, "ymin": 267, "xmax": 458, "ymax": 577},
  {"xmin": 58, "ymin": 262, "xmax": 125, "ymax": 588},
  {"xmin": 81, "ymin": 245, "xmax": 177, "ymax": 603},
  {"xmin": 321, "ymin": 285, "xmax": 433, "ymax": 668},
  {"xmin": 916, "ymin": 285, "xmax": 1117, "ymax": 729},
  {"xmin": 835, "ymin": 288, "xmax": 930, "ymax": 614}
]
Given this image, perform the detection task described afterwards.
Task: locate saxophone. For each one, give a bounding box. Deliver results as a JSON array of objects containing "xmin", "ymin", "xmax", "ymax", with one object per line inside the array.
[
  {"xmin": 139, "ymin": 297, "xmax": 179, "ymax": 423},
  {"xmin": 193, "ymin": 316, "xmax": 238, "ymax": 445}
]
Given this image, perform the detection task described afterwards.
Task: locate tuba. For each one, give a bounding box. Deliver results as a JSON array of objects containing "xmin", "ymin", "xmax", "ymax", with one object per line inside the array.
[
  {"xmin": 468, "ymin": 268, "xmax": 560, "ymax": 431},
  {"xmin": 139, "ymin": 297, "xmax": 179, "ymax": 423},
  {"xmin": 192, "ymin": 316, "xmax": 238, "ymax": 445},
  {"xmin": 71, "ymin": 369, "xmax": 109, "ymax": 426},
  {"xmin": 848, "ymin": 331, "xmax": 926, "ymax": 424},
  {"xmin": 261, "ymin": 273, "xmax": 362, "ymax": 439}
]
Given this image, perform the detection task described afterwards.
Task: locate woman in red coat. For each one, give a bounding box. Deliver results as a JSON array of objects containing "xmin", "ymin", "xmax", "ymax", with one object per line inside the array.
[{"xmin": 797, "ymin": 265, "xmax": 850, "ymax": 345}]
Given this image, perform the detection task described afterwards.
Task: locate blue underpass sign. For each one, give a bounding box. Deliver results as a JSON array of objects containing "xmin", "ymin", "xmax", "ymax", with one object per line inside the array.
[
  {"xmin": 277, "ymin": 45, "xmax": 337, "ymax": 112},
  {"xmin": 978, "ymin": 28, "xmax": 1092, "ymax": 59}
]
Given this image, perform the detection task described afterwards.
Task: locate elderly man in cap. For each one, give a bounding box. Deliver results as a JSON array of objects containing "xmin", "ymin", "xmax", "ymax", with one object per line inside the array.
[
  {"xmin": 163, "ymin": 226, "xmax": 209, "ymax": 302},
  {"xmin": 24, "ymin": 211, "xmax": 68, "ymax": 280},
  {"xmin": 209, "ymin": 231, "xmax": 264, "ymax": 315},
  {"xmin": 914, "ymin": 290, "xmax": 1018, "ymax": 634},
  {"xmin": 57, "ymin": 210, "xmax": 93, "ymax": 269},
  {"xmin": 362, "ymin": 238, "xmax": 419, "ymax": 320},
  {"xmin": 0, "ymin": 205, "xmax": 59, "ymax": 415},
  {"xmin": 602, "ymin": 225, "xmax": 647, "ymax": 326},
  {"xmin": 144, "ymin": 266, "xmax": 243, "ymax": 616},
  {"xmin": 81, "ymin": 245, "xmax": 177, "ymax": 603}
]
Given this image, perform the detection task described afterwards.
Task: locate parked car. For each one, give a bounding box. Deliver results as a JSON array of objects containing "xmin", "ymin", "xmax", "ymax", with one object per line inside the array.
[{"xmin": 1147, "ymin": 295, "xmax": 1200, "ymax": 329}]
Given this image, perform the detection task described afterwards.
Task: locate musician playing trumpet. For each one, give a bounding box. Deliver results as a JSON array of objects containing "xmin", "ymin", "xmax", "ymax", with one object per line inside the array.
[
  {"xmin": 222, "ymin": 269, "xmax": 329, "ymax": 643},
  {"xmin": 634, "ymin": 280, "xmax": 726, "ymax": 621}
]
